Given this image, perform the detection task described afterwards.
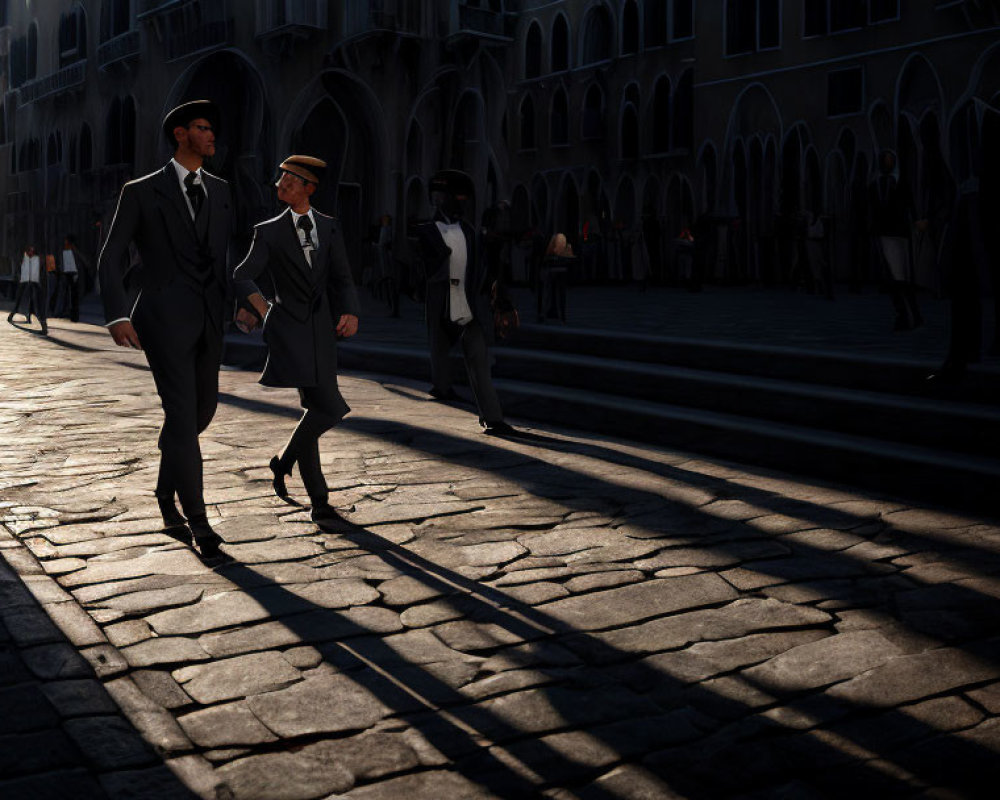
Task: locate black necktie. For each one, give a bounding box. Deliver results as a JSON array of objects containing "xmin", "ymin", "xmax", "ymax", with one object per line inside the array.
[
  {"xmin": 298, "ymin": 215, "xmax": 315, "ymax": 249},
  {"xmin": 184, "ymin": 171, "xmax": 204, "ymax": 219}
]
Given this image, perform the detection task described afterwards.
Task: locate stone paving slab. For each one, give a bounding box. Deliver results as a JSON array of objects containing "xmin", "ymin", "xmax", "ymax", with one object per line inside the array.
[{"xmin": 2, "ymin": 315, "xmax": 1000, "ymax": 798}]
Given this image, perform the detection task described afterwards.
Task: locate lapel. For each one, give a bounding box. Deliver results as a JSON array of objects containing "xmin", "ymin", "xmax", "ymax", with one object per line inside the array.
[
  {"xmin": 311, "ymin": 212, "xmax": 332, "ymax": 286},
  {"xmin": 154, "ymin": 163, "xmax": 199, "ymax": 248},
  {"xmin": 277, "ymin": 209, "xmax": 314, "ymax": 284}
]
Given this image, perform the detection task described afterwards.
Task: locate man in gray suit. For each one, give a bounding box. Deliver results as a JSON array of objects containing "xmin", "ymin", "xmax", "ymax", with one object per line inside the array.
[
  {"xmin": 413, "ymin": 169, "xmax": 517, "ymax": 437},
  {"xmin": 98, "ymin": 99, "xmax": 267, "ymax": 561}
]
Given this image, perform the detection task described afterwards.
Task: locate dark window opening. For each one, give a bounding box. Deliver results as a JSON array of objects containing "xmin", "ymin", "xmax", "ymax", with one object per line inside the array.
[
  {"xmin": 622, "ymin": 1, "xmax": 639, "ymax": 54},
  {"xmin": 831, "ymin": 0, "xmax": 865, "ymax": 31},
  {"xmin": 525, "ymin": 22, "xmax": 542, "ymax": 78},
  {"xmin": 645, "ymin": 0, "xmax": 667, "ymax": 46},
  {"xmin": 803, "ymin": 0, "xmax": 827, "ymax": 36},
  {"xmin": 869, "ymin": 0, "xmax": 899, "ymax": 22},
  {"xmin": 551, "ymin": 15, "xmax": 569, "ymax": 71},
  {"xmin": 582, "ymin": 6, "xmax": 613, "ymax": 64},
  {"xmin": 672, "ymin": 0, "xmax": 694, "ymax": 40}
]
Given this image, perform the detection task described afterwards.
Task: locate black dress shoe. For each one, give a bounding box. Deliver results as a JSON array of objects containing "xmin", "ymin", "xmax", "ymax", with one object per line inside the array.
[
  {"xmin": 189, "ymin": 519, "xmax": 228, "ymax": 562},
  {"xmin": 311, "ymin": 503, "xmax": 341, "ymax": 527},
  {"xmin": 269, "ymin": 456, "xmax": 290, "ymax": 500},
  {"xmin": 156, "ymin": 494, "xmax": 187, "ymax": 529},
  {"xmin": 429, "ymin": 387, "xmax": 461, "ymax": 402},
  {"xmin": 482, "ymin": 420, "xmax": 517, "ymax": 437}
]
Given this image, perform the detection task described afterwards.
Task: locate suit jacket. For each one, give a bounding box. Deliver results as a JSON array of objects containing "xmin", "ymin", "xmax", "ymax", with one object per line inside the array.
[
  {"xmin": 414, "ymin": 216, "xmax": 494, "ymax": 341},
  {"xmin": 98, "ymin": 162, "xmax": 255, "ymax": 333},
  {"xmin": 233, "ymin": 207, "xmax": 360, "ymax": 388}
]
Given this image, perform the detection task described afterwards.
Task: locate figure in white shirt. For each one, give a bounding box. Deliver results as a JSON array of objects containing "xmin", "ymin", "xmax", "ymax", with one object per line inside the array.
[{"xmin": 7, "ymin": 245, "xmax": 47, "ymax": 335}]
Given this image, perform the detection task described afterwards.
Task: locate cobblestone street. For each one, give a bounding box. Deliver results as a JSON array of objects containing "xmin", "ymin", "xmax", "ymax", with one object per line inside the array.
[{"xmin": 2, "ymin": 313, "xmax": 999, "ymax": 799}]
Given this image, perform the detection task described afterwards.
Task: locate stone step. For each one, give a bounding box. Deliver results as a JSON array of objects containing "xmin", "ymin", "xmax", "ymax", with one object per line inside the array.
[
  {"xmin": 491, "ymin": 348, "xmax": 1000, "ymax": 458},
  {"xmin": 223, "ymin": 336, "xmax": 999, "ymax": 511},
  {"xmin": 508, "ymin": 324, "xmax": 1000, "ymax": 405}
]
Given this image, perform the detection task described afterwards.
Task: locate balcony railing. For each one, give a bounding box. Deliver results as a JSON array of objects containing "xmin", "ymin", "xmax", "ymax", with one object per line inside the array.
[
  {"xmin": 256, "ymin": 0, "xmax": 327, "ymax": 37},
  {"xmin": 166, "ymin": 17, "xmax": 233, "ymax": 61},
  {"xmin": 17, "ymin": 60, "xmax": 87, "ymax": 105},
  {"xmin": 97, "ymin": 30, "xmax": 141, "ymax": 69}
]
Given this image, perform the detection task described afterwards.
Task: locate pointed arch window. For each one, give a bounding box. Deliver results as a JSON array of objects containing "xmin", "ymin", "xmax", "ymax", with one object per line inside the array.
[
  {"xmin": 551, "ymin": 14, "xmax": 569, "ymax": 72},
  {"xmin": 525, "ymin": 21, "xmax": 542, "ymax": 78},
  {"xmin": 551, "ymin": 88, "xmax": 569, "ymax": 146},
  {"xmin": 582, "ymin": 6, "xmax": 613, "ymax": 64},
  {"xmin": 645, "ymin": 0, "xmax": 667, "ymax": 47},
  {"xmin": 622, "ymin": 1, "xmax": 640, "ymax": 55}
]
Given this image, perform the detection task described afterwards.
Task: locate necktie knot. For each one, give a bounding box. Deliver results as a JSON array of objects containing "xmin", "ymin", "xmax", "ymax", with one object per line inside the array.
[{"xmin": 297, "ymin": 215, "xmax": 315, "ymax": 248}]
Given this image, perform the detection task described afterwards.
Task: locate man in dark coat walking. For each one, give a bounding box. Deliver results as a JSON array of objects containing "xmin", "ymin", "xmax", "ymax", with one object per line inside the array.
[
  {"xmin": 98, "ymin": 99, "xmax": 267, "ymax": 560},
  {"xmin": 413, "ymin": 169, "xmax": 516, "ymax": 436},
  {"xmin": 233, "ymin": 155, "xmax": 360, "ymax": 525}
]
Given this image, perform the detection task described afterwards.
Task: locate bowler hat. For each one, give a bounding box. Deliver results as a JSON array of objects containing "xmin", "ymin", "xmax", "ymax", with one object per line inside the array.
[
  {"xmin": 277, "ymin": 155, "xmax": 327, "ymax": 185},
  {"xmin": 162, "ymin": 100, "xmax": 221, "ymax": 144},
  {"xmin": 429, "ymin": 169, "xmax": 475, "ymax": 200}
]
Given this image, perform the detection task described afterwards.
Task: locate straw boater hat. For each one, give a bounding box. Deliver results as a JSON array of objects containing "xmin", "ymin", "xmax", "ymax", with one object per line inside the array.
[
  {"xmin": 277, "ymin": 155, "xmax": 327, "ymax": 186},
  {"xmin": 429, "ymin": 169, "xmax": 474, "ymax": 200},
  {"xmin": 162, "ymin": 99, "xmax": 220, "ymax": 143}
]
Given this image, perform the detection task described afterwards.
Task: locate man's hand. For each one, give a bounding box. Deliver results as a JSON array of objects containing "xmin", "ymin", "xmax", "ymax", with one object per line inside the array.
[
  {"xmin": 248, "ymin": 293, "xmax": 269, "ymax": 318},
  {"xmin": 336, "ymin": 314, "xmax": 359, "ymax": 338},
  {"xmin": 235, "ymin": 307, "xmax": 260, "ymax": 333},
  {"xmin": 109, "ymin": 320, "xmax": 142, "ymax": 349}
]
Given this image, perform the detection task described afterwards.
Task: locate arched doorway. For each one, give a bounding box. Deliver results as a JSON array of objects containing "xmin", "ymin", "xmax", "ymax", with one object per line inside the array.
[
  {"xmin": 282, "ymin": 70, "xmax": 388, "ymax": 283},
  {"xmin": 166, "ymin": 51, "xmax": 270, "ymax": 250}
]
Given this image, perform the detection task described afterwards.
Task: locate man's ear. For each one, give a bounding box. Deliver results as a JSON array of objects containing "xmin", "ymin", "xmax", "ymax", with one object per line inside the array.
[
  {"xmin": 173, "ymin": 126, "xmax": 187, "ymax": 148},
  {"xmin": 305, "ymin": 183, "xmax": 317, "ymax": 197}
]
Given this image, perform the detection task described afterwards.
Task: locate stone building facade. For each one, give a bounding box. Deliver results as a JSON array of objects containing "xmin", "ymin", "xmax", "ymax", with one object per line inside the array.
[{"xmin": 1, "ymin": 1, "xmax": 998, "ymax": 289}]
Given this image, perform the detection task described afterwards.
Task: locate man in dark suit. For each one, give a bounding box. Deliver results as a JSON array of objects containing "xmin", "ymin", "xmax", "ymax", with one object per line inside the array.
[
  {"xmin": 413, "ymin": 169, "xmax": 516, "ymax": 437},
  {"xmin": 233, "ymin": 156, "xmax": 360, "ymax": 524},
  {"xmin": 98, "ymin": 99, "xmax": 267, "ymax": 560}
]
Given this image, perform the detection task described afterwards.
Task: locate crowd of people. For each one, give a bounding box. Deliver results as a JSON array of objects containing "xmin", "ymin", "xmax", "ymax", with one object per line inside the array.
[{"xmin": 5, "ymin": 236, "xmax": 92, "ymax": 334}]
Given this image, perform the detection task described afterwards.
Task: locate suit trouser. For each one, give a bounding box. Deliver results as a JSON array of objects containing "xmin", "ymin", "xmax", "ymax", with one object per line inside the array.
[
  {"xmin": 133, "ymin": 298, "xmax": 221, "ymax": 520},
  {"xmin": 11, "ymin": 281, "xmax": 44, "ymax": 324},
  {"xmin": 429, "ymin": 314, "xmax": 504, "ymax": 424},
  {"xmin": 278, "ymin": 376, "xmax": 349, "ymax": 504}
]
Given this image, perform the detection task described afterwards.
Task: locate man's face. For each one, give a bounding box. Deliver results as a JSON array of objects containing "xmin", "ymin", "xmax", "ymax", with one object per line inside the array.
[
  {"xmin": 26, "ymin": 246, "xmax": 35, "ymax": 256},
  {"xmin": 431, "ymin": 189, "xmax": 465, "ymax": 219},
  {"xmin": 176, "ymin": 118, "xmax": 216, "ymax": 158},
  {"xmin": 276, "ymin": 171, "xmax": 315, "ymax": 209}
]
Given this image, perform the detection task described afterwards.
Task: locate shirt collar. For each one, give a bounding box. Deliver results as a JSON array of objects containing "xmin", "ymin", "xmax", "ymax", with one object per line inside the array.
[
  {"xmin": 171, "ymin": 158, "xmax": 204, "ymax": 187},
  {"xmin": 290, "ymin": 207, "xmax": 316, "ymax": 229}
]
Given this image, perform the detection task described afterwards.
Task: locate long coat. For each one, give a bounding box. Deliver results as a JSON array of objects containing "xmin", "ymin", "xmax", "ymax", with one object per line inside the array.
[{"xmin": 233, "ymin": 208, "xmax": 360, "ymax": 388}]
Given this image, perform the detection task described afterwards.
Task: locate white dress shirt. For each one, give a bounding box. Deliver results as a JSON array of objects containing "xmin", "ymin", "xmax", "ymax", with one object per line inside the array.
[
  {"xmin": 171, "ymin": 158, "xmax": 207, "ymax": 220},
  {"xmin": 20, "ymin": 253, "xmax": 41, "ymax": 283},
  {"xmin": 62, "ymin": 248, "xmax": 78, "ymax": 275},
  {"xmin": 290, "ymin": 208, "xmax": 318, "ymax": 267},
  {"xmin": 436, "ymin": 220, "xmax": 474, "ymax": 326}
]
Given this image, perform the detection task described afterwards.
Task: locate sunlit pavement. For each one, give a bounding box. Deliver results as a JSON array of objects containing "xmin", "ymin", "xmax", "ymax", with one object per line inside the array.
[{"xmin": 2, "ymin": 309, "xmax": 999, "ymax": 799}]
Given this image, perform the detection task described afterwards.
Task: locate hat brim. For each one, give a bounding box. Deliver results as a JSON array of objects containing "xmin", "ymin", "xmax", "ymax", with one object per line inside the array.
[{"xmin": 162, "ymin": 100, "xmax": 221, "ymax": 143}]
